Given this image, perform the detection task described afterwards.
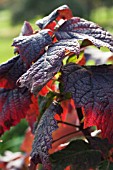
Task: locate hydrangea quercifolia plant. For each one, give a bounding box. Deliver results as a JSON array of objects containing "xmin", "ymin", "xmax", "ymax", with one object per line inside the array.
[{"xmin": 1, "ymin": 4, "xmax": 113, "ymax": 170}]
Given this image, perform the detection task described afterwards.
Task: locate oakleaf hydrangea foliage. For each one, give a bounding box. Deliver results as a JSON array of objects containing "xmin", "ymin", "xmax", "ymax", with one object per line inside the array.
[{"xmin": 1, "ymin": 4, "xmax": 113, "ymax": 170}]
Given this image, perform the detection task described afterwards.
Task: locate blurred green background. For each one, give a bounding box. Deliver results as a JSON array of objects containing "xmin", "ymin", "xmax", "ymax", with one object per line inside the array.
[{"xmin": 0, "ymin": 0, "xmax": 113, "ymax": 154}]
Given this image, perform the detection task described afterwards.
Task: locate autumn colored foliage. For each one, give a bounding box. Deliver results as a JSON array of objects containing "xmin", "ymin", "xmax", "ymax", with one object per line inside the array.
[{"xmin": 1, "ymin": 4, "xmax": 113, "ymax": 170}]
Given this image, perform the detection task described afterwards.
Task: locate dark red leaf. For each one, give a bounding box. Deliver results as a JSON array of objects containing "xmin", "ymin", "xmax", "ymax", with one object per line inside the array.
[
  {"xmin": 61, "ymin": 63, "xmax": 113, "ymax": 143},
  {"xmin": 0, "ymin": 87, "xmax": 31, "ymax": 135},
  {"xmin": 12, "ymin": 29, "xmax": 53, "ymax": 66},
  {"xmin": 30, "ymin": 102, "xmax": 63, "ymax": 170},
  {"xmin": 36, "ymin": 5, "xmax": 73, "ymax": 30},
  {"xmin": 55, "ymin": 17, "xmax": 113, "ymax": 52},
  {"xmin": 18, "ymin": 39, "xmax": 80, "ymax": 94},
  {"xmin": 0, "ymin": 55, "xmax": 38, "ymax": 135},
  {"xmin": 26, "ymin": 95, "xmax": 39, "ymax": 131}
]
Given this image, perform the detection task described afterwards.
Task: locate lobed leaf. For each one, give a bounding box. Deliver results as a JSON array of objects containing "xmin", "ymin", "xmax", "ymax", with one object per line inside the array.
[
  {"xmin": 31, "ymin": 102, "xmax": 63, "ymax": 170},
  {"xmin": 55, "ymin": 17, "xmax": 113, "ymax": 52},
  {"xmin": 36, "ymin": 5, "xmax": 73, "ymax": 30},
  {"xmin": 12, "ymin": 29, "xmax": 53, "ymax": 66},
  {"xmin": 18, "ymin": 39, "xmax": 80, "ymax": 94},
  {"xmin": 61, "ymin": 63, "xmax": 113, "ymax": 142}
]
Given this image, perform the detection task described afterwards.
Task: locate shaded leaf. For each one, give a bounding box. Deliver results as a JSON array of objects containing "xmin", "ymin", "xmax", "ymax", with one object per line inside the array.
[
  {"xmin": 55, "ymin": 17, "xmax": 113, "ymax": 52},
  {"xmin": 50, "ymin": 140, "xmax": 101, "ymax": 170},
  {"xmin": 61, "ymin": 63, "xmax": 113, "ymax": 142},
  {"xmin": 20, "ymin": 128, "xmax": 34, "ymax": 153},
  {"xmin": 36, "ymin": 5, "xmax": 73, "ymax": 30},
  {"xmin": 30, "ymin": 102, "xmax": 63, "ymax": 170},
  {"xmin": 12, "ymin": 29, "xmax": 53, "ymax": 66},
  {"xmin": 18, "ymin": 39, "xmax": 80, "ymax": 94},
  {"xmin": 88, "ymin": 137, "xmax": 113, "ymax": 159},
  {"xmin": 98, "ymin": 160, "xmax": 113, "ymax": 170},
  {"xmin": 26, "ymin": 95, "xmax": 39, "ymax": 131}
]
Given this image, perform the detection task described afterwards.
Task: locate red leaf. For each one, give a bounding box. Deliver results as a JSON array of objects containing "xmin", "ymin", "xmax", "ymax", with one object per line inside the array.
[
  {"xmin": 0, "ymin": 55, "xmax": 38, "ymax": 135},
  {"xmin": 20, "ymin": 128, "xmax": 34, "ymax": 153},
  {"xmin": 61, "ymin": 63, "xmax": 113, "ymax": 143},
  {"xmin": 39, "ymin": 79, "xmax": 55, "ymax": 96},
  {"xmin": 26, "ymin": 95, "xmax": 39, "ymax": 131},
  {"xmin": 36, "ymin": 5, "xmax": 73, "ymax": 30}
]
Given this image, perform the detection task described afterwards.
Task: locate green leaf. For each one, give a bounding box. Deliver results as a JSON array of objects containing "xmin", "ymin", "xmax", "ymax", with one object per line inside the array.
[
  {"xmin": 88, "ymin": 137, "xmax": 113, "ymax": 158},
  {"xmin": 98, "ymin": 160, "xmax": 113, "ymax": 170},
  {"xmin": 50, "ymin": 140, "xmax": 101, "ymax": 170}
]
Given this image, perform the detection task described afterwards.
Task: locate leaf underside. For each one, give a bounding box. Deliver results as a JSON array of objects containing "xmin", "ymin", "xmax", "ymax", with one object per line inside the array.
[
  {"xmin": 61, "ymin": 63, "xmax": 113, "ymax": 142},
  {"xmin": 55, "ymin": 17, "xmax": 113, "ymax": 52}
]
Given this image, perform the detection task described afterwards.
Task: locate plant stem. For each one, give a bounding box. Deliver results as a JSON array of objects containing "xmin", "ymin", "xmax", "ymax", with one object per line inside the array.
[
  {"xmin": 57, "ymin": 120, "xmax": 80, "ymax": 129},
  {"xmin": 52, "ymin": 130, "xmax": 80, "ymax": 144}
]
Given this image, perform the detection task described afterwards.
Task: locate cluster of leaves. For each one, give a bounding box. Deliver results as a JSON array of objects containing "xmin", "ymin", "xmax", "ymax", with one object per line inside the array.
[{"xmin": 1, "ymin": 4, "xmax": 113, "ymax": 170}]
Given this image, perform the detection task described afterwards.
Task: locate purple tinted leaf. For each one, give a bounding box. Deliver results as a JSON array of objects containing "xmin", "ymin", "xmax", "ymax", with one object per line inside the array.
[
  {"xmin": 12, "ymin": 30, "xmax": 53, "ymax": 66},
  {"xmin": 36, "ymin": 5, "xmax": 73, "ymax": 29},
  {"xmin": 84, "ymin": 47, "xmax": 113, "ymax": 64},
  {"xmin": 0, "ymin": 87, "xmax": 31, "ymax": 135},
  {"xmin": 14, "ymin": 21, "xmax": 33, "ymax": 54},
  {"xmin": 0, "ymin": 55, "xmax": 35, "ymax": 135},
  {"xmin": 20, "ymin": 21, "xmax": 33, "ymax": 36},
  {"xmin": 55, "ymin": 17, "xmax": 113, "ymax": 52},
  {"xmin": 0, "ymin": 55, "xmax": 27, "ymax": 88},
  {"xmin": 31, "ymin": 102, "xmax": 63, "ymax": 170},
  {"xmin": 18, "ymin": 39, "xmax": 80, "ymax": 94},
  {"xmin": 61, "ymin": 63, "xmax": 113, "ymax": 142}
]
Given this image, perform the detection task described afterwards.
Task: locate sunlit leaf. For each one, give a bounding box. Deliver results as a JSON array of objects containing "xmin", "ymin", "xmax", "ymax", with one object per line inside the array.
[
  {"xmin": 18, "ymin": 39, "xmax": 80, "ymax": 94},
  {"xmin": 36, "ymin": 5, "xmax": 73, "ymax": 30},
  {"xmin": 55, "ymin": 17, "xmax": 113, "ymax": 52},
  {"xmin": 12, "ymin": 30, "xmax": 53, "ymax": 66}
]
